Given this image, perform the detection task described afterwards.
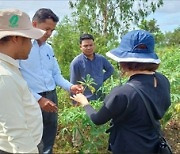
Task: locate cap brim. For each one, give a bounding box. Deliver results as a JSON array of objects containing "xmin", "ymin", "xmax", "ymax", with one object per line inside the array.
[
  {"xmin": 0, "ymin": 27, "xmax": 45, "ymax": 39},
  {"xmin": 106, "ymin": 47, "xmax": 161, "ymax": 64}
]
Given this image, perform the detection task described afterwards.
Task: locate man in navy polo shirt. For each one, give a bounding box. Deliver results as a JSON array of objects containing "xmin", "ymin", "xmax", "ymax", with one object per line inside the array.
[{"xmin": 70, "ymin": 34, "xmax": 114, "ymax": 101}]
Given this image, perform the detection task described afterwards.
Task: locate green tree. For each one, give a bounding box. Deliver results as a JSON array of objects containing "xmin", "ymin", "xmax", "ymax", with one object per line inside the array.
[
  {"xmin": 138, "ymin": 19, "xmax": 160, "ymax": 33},
  {"xmin": 137, "ymin": 19, "xmax": 165, "ymax": 45},
  {"xmin": 52, "ymin": 17, "xmax": 118, "ymax": 79},
  {"xmin": 69, "ymin": 0, "xmax": 163, "ymax": 37},
  {"xmin": 164, "ymin": 27, "xmax": 180, "ymax": 46},
  {"xmin": 51, "ymin": 17, "xmax": 80, "ymax": 79},
  {"xmin": 52, "ymin": 0, "xmax": 164, "ymax": 78}
]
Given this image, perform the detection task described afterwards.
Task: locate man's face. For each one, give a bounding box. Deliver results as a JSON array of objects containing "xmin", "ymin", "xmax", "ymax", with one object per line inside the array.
[
  {"xmin": 33, "ymin": 19, "xmax": 56, "ymax": 43},
  {"xmin": 16, "ymin": 37, "xmax": 32, "ymax": 60},
  {"xmin": 80, "ymin": 39, "xmax": 95, "ymax": 58}
]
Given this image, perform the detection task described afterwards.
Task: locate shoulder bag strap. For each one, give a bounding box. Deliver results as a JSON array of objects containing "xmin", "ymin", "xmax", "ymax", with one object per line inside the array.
[{"xmin": 127, "ymin": 82, "xmax": 162, "ymax": 137}]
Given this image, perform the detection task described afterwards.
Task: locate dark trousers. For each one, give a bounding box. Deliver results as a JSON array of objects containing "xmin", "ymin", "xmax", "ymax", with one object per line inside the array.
[
  {"xmin": 38, "ymin": 89, "xmax": 58, "ymax": 154},
  {"xmin": 38, "ymin": 141, "xmax": 44, "ymax": 154}
]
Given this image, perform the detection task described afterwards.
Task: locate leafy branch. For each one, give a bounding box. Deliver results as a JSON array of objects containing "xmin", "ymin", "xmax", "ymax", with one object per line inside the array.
[{"xmin": 77, "ymin": 74, "xmax": 97, "ymax": 94}]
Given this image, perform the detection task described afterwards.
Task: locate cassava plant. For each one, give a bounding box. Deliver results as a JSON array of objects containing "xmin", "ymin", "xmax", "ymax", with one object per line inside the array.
[{"xmin": 77, "ymin": 74, "xmax": 97, "ymax": 94}]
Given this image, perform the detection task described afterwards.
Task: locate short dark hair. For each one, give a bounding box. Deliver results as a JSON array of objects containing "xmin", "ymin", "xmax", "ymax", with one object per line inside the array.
[
  {"xmin": 80, "ymin": 34, "xmax": 94, "ymax": 44},
  {"xmin": 119, "ymin": 62, "xmax": 159, "ymax": 75},
  {"xmin": 32, "ymin": 8, "xmax": 59, "ymax": 23}
]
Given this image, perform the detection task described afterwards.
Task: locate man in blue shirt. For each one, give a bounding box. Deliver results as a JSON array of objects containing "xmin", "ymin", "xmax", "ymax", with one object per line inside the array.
[
  {"xmin": 19, "ymin": 8, "xmax": 83, "ymax": 154},
  {"xmin": 70, "ymin": 34, "xmax": 114, "ymax": 101}
]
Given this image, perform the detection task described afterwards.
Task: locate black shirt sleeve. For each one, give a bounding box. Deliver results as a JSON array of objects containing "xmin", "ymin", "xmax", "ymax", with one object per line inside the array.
[
  {"xmin": 83, "ymin": 85, "xmax": 130, "ymax": 125},
  {"xmin": 84, "ymin": 105, "xmax": 112, "ymax": 125}
]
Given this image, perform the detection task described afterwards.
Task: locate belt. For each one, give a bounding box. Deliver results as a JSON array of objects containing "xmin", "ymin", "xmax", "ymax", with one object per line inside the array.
[{"xmin": 38, "ymin": 89, "xmax": 55, "ymax": 96}]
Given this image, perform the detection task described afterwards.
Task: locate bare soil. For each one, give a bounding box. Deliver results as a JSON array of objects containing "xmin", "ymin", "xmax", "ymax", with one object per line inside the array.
[{"xmin": 164, "ymin": 117, "xmax": 180, "ymax": 154}]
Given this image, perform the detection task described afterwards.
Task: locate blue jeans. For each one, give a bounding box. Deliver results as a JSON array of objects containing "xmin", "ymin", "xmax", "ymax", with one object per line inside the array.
[{"xmin": 39, "ymin": 89, "xmax": 58, "ymax": 154}]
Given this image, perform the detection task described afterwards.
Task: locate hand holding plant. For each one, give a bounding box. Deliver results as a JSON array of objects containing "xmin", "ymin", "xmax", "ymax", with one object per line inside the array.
[{"xmin": 70, "ymin": 84, "xmax": 84, "ymax": 94}]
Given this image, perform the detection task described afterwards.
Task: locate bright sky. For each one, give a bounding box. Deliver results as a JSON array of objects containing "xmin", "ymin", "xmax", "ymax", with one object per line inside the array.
[{"xmin": 0, "ymin": 0, "xmax": 179, "ymax": 33}]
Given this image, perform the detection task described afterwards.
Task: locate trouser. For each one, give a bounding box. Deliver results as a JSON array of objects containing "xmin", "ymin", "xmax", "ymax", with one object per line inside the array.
[
  {"xmin": 37, "ymin": 141, "xmax": 44, "ymax": 154},
  {"xmin": 38, "ymin": 89, "xmax": 58, "ymax": 154}
]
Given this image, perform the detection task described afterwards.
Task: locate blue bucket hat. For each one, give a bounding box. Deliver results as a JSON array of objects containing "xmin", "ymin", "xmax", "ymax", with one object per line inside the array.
[{"xmin": 106, "ymin": 30, "xmax": 160, "ymax": 64}]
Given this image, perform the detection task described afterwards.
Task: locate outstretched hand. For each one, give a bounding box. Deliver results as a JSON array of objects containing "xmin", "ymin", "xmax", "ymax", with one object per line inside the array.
[
  {"xmin": 70, "ymin": 93, "xmax": 89, "ymax": 107},
  {"xmin": 70, "ymin": 84, "xmax": 84, "ymax": 94}
]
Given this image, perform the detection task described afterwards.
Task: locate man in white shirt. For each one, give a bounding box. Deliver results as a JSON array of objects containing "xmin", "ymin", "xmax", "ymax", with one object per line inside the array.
[{"xmin": 0, "ymin": 8, "xmax": 45, "ymax": 153}]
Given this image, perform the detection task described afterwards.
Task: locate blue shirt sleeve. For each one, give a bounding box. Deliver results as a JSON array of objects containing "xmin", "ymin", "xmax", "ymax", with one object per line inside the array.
[
  {"xmin": 52, "ymin": 56, "xmax": 73, "ymax": 91},
  {"xmin": 70, "ymin": 58, "xmax": 81, "ymax": 84},
  {"xmin": 102, "ymin": 56, "xmax": 114, "ymax": 81}
]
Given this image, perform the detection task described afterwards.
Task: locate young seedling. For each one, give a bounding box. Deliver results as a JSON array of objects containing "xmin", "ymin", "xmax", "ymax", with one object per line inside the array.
[{"xmin": 77, "ymin": 74, "xmax": 97, "ymax": 94}]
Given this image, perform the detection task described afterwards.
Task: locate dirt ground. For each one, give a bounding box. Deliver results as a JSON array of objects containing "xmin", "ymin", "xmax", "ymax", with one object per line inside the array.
[{"xmin": 164, "ymin": 116, "xmax": 180, "ymax": 154}]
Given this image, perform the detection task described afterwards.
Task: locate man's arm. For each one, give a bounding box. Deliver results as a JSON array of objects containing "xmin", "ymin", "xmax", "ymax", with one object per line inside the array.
[
  {"xmin": 102, "ymin": 57, "xmax": 114, "ymax": 81},
  {"xmin": 70, "ymin": 59, "xmax": 81, "ymax": 84},
  {"xmin": 52, "ymin": 55, "xmax": 73, "ymax": 91},
  {"xmin": 52, "ymin": 53, "xmax": 83, "ymax": 94}
]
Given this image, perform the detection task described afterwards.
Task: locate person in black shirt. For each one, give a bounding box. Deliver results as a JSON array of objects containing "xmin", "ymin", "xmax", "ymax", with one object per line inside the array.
[{"xmin": 70, "ymin": 30, "xmax": 171, "ymax": 154}]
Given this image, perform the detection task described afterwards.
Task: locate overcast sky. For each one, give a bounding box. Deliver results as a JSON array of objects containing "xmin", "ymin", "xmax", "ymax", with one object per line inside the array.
[{"xmin": 0, "ymin": 0, "xmax": 179, "ymax": 33}]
